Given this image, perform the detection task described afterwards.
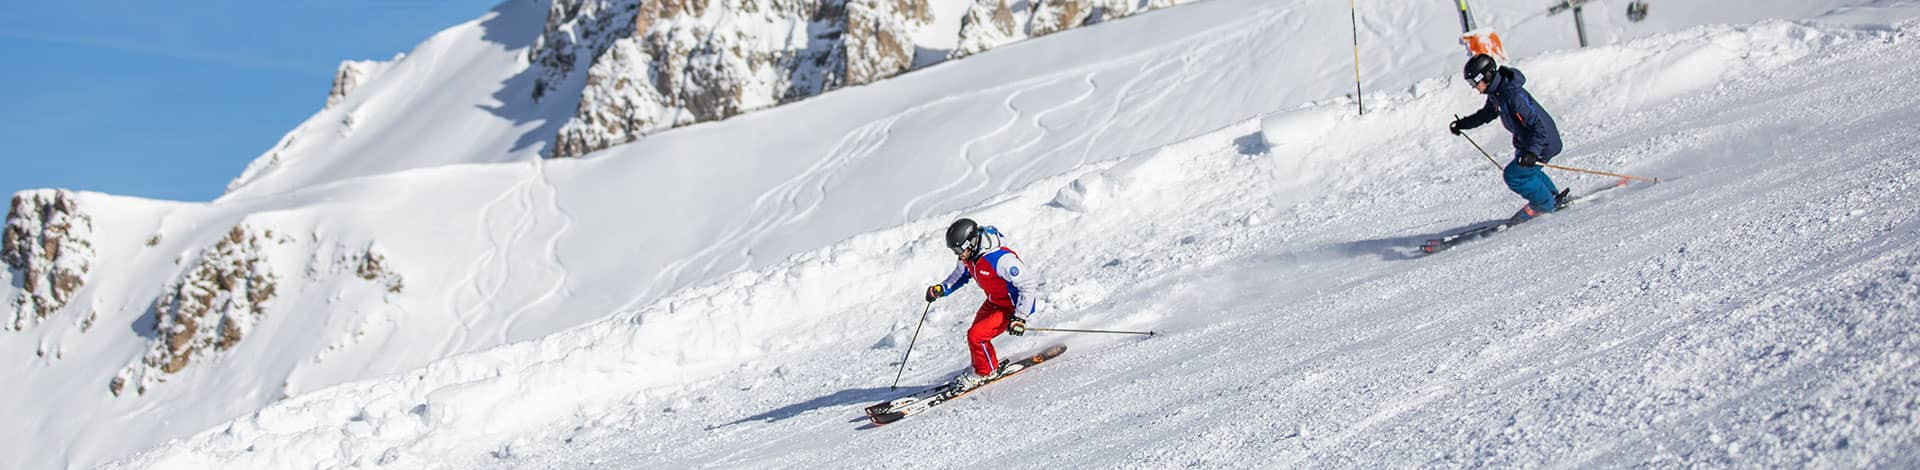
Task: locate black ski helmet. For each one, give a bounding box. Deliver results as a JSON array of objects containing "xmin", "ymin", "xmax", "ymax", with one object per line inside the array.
[
  {"xmin": 1463, "ymin": 54, "xmax": 1498, "ymax": 86},
  {"xmin": 946, "ymin": 218, "xmax": 981, "ymax": 258}
]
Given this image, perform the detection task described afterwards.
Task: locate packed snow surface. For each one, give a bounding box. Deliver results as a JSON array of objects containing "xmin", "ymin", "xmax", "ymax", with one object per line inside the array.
[
  {"xmin": 102, "ymin": 2, "xmax": 1920, "ymax": 469},
  {"xmin": 6, "ymin": 0, "xmax": 1919, "ymax": 468}
]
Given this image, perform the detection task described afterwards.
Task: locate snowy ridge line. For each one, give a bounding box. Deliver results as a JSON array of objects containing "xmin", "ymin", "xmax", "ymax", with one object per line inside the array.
[
  {"xmin": 217, "ymin": 1, "xmax": 562, "ymax": 202},
  {"xmin": 100, "ymin": 15, "xmax": 1920, "ymax": 468}
]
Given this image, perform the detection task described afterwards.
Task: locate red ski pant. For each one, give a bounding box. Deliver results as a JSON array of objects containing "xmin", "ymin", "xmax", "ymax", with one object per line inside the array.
[{"xmin": 966, "ymin": 301, "xmax": 1014, "ymax": 376}]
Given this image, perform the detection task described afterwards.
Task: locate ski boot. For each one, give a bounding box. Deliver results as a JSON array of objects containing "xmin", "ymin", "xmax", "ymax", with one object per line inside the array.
[{"xmin": 950, "ymin": 359, "xmax": 1013, "ymax": 391}]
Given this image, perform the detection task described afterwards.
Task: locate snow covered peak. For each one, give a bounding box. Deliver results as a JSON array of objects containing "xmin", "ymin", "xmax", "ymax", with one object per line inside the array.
[{"xmin": 218, "ymin": 0, "xmax": 566, "ymax": 200}]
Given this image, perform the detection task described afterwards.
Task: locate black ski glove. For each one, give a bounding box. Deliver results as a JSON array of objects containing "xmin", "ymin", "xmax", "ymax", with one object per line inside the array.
[
  {"xmin": 1449, "ymin": 119, "xmax": 1465, "ymax": 135},
  {"xmin": 1008, "ymin": 315, "xmax": 1028, "ymax": 336},
  {"xmin": 925, "ymin": 284, "xmax": 944, "ymax": 303},
  {"xmin": 1517, "ymin": 152, "xmax": 1542, "ymax": 167}
]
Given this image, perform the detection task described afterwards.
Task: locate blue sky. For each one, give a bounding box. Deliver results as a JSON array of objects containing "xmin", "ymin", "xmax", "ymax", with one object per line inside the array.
[{"xmin": 1, "ymin": 0, "xmax": 504, "ymax": 202}]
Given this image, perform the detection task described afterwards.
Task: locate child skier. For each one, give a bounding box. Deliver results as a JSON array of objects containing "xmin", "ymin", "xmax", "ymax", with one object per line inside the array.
[
  {"xmin": 1450, "ymin": 54, "xmax": 1568, "ymax": 220},
  {"xmin": 924, "ymin": 218, "xmax": 1041, "ymax": 391}
]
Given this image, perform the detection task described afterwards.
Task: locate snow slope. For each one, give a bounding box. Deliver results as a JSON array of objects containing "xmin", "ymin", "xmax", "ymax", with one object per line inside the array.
[
  {"xmin": 101, "ymin": 2, "xmax": 1920, "ymax": 469},
  {"xmin": 7, "ymin": 0, "xmax": 1553, "ymax": 467}
]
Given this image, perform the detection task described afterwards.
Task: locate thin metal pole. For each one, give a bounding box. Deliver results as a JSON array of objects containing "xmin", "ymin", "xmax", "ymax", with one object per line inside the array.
[
  {"xmin": 1027, "ymin": 327, "xmax": 1157, "ymax": 337},
  {"xmin": 1457, "ymin": 122, "xmax": 1661, "ymax": 182},
  {"xmin": 1454, "ymin": 115, "xmax": 1505, "ymax": 171},
  {"xmin": 1541, "ymin": 162, "xmax": 1661, "ymax": 183},
  {"xmin": 1350, "ymin": 0, "xmax": 1364, "ymax": 115},
  {"xmin": 888, "ymin": 302, "xmax": 935, "ymax": 390},
  {"xmin": 1573, "ymin": 6, "xmax": 1589, "ymax": 47},
  {"xmin": 1457, "ymin": 0, "xmax": 1476, "ymax": 32}
]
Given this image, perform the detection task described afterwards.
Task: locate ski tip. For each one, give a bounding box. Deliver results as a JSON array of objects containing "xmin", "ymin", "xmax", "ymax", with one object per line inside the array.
[{"xmin": 1042, "ymin": 344, "xmax": 1068, "ymax": 357}]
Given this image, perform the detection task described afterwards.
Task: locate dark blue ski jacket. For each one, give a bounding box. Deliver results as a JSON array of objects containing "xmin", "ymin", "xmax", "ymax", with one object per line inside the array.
[{"xmin": 1459, "ymin": 67, "xmax": 1562, "ymax": 159}]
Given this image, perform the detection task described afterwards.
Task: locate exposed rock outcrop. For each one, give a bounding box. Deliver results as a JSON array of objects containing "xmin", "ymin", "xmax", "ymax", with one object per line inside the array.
[
  {"xmin": 350, "ymin": 244, "xmax": 404, "ymax": 295},
  {"xmin": 4, "ymin": 190, "xmax": 94, "ymax": 331},
  {"xmin": 114, "ymin": 226, "xmax": 280, "ymax": 396},
  {"xmin": 529, "ymin": 0, "xmax": 644, "ymax": 103},
  {"xmin": 540, "ymin": 0, "xmax": 931, "ymax": 158},
  {"xmin": 953, "ymin": 0, "xmax": 1184, "ymax": 59},
  {"xmin": 531, "ymin": 0, "xmax": 1197, "ymax": 158},
  {"xmin": 847, "ymin": 0, "xmax": 928, "ymax": 85},
  {"xmin": 952, "ymin": 0, "xmax": 1019, "ymax": 58},
  {"xmin": 325, "ymin": 57, "xmax": 401, "ymax": 109},
  {"xmin": 1028, "ymin": 0, "xmax": 1093, "ymax": 37},
  {"xmin": 327, "ymin": 61, "xmax": 373, "ymax": 108}
]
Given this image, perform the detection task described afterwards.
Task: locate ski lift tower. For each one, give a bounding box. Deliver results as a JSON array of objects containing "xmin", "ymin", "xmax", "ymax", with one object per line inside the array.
[{"xmin": 1549, "ymin": 0, "xmax": 1596, "ymax": 48}]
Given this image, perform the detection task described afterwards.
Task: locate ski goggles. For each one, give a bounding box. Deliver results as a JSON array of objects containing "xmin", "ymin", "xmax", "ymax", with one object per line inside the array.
[{"xmin": 950, "ymin": 237, "xmax": 979, "ymax": 256}]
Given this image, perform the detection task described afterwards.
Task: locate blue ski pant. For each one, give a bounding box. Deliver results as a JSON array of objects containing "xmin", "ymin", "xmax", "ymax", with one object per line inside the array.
[{"xmin": 1504, "ymin": 155, "xmax": 1560, "ymax": 212}]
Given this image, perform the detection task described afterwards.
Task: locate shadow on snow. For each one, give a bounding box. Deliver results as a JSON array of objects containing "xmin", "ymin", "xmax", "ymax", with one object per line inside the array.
[{"xmin": 711, "ymin": 386, "xmax": 902, "ymax": 429}]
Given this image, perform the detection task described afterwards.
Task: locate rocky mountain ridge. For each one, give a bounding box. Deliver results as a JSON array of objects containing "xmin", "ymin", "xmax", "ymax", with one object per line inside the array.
[{"xmin": 530, "ymin": 0, "xmax": 1193, "ymax": 158}]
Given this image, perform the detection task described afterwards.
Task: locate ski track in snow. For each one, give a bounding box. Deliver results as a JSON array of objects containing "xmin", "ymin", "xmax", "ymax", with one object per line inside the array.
[
  {"xmin": 441, "ymin": 174, "xmax": 529, "ymax": 356},
  {"xmin": 898, "ymin": 84, "xmax": 1026, "ymax": 222},
  {"xmin": 898, "ymin": 0, "xmax": 1276, "ymax": 222},
  {"xmin": 614, "ymin": 114, "xmax": 905, "ymax": 317},
  {"xmin": 446, "ymin": 157, "xmax": 580, "ymax": 351},
  {"xmin": 501, "ymin": 159, "xmax": 577, "ymax": 344}
]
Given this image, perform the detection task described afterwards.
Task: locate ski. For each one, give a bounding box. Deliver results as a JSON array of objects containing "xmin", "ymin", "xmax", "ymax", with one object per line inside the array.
[
  {"xmin": 1419, "ymin": 179, "xmax": 1631, "ymax": 254},
  {"xmin": 864, "ymin": 344, "xmax": 1067, "ymax": 426}
]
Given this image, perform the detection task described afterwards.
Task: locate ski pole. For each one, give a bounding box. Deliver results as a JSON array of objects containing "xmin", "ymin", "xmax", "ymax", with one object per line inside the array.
[
  {"xmin": 1027, "ymin": 327, "xmax": 1156, "ymax": 337},
  {"xmin": 1539, "ymin": 163, "xmax": 1661, "ymax": 183},
  {"xmin": 1349, "ymin": 0, "xmax": 1365, "ymax": 115},
  {"xmin": 1455, "ymin": 117, "xmax": 1661, "ymax": 183},
  {"xmin": 889, "ymin": 302, "xmax": 935, "ymax": 391},
  {"xmin": 1454, "ymin": 115, "xmax": 1505, "ymax": 171}
]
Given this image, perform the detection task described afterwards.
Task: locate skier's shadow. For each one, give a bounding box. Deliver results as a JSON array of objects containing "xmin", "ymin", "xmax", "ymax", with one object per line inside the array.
[
  {"xmin": 709, "ymin": 386, "xmax": 899, "ymax": 429},
  {"xmin": 1335, "ymin": 219, "xmax": 1506, "ymax": 261}
]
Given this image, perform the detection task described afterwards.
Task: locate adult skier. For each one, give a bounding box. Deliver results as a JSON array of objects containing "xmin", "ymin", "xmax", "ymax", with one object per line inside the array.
[
  {"xmin": 1449, "ymin": 53, "xmax": 1568, "ymax": 220},
  {"xmin": 924, "ymin": 218, "xmax": 1041, "ymax": 391}
]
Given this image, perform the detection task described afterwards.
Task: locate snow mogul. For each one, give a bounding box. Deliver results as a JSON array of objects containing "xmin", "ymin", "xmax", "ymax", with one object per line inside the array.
[
  {"xmin": 924, "ymin": 218, "xmax": 1042, "ymax": 391},
  {"xmin": 1450, "ymin": 53, "xmax": 1568, "ymax": 220}
]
